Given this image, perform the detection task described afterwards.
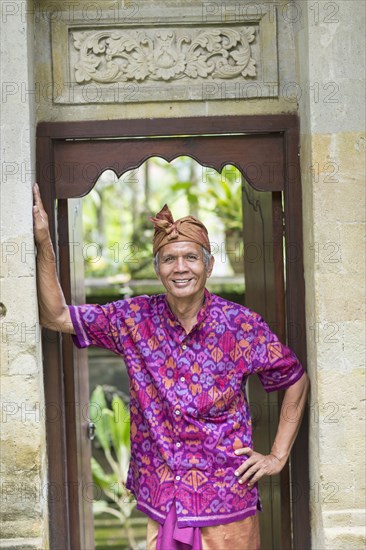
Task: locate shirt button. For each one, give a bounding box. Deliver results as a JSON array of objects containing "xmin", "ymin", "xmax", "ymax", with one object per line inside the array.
[
  {"xmin": 182, "ymin": 344, "xmax": 187, "ymax": 350},
  {"xmin": 180, "ymin": 376, "xmax": 186, "ymax": 382},
  {"xmin": 175, "ymin": 409, "xmax": 181, "ymax": 416},
  {"xmin": 175, "ymin": 475, "xmax": 181, "ymax": 481},
  {"xmin": 176, "ymin": 442, "xmax": 181, "ymax": 448}
]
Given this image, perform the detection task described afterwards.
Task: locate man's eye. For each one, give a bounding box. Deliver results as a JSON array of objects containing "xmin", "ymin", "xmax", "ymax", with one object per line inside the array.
[
  {"xmin": 187, "ymin": 255, "xmax": 198, "ymax": 261},
  {"xmin": 163, "ymin": 257, "xmax": 174, "ymax": 263}
]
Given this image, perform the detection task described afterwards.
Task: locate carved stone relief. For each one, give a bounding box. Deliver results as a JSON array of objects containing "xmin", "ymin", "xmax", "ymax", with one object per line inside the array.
[
  {"xmin": 51, "ymin": 6, "xmax": 278, "ymax": 103},
  {"xmin": 73, "ymin": 27, "xmax": 256, "ymax": 84}
]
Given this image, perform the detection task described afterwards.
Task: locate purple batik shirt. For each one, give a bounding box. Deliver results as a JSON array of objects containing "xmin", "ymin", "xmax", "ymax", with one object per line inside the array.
[{"xmin": 69, "ymin": 289, "xmax": 304, "ymax": 528}]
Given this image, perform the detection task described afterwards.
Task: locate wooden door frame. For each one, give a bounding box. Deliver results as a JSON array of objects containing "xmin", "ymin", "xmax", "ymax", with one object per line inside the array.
[{"xmin": 36, "ymin": 114, "xmax": 309, "ymax": 549}]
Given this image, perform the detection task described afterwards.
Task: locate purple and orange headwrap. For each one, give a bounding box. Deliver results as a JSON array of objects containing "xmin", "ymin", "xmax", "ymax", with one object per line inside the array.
[{"xmin": 150, "ymin": 204, "xmax": 211, "ymax": 256}]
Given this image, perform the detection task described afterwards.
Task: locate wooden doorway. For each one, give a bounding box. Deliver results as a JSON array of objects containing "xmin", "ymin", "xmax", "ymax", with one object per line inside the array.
[{"xmin": 36, "ymin": 115, "xmax": 309, "ymax": 550}]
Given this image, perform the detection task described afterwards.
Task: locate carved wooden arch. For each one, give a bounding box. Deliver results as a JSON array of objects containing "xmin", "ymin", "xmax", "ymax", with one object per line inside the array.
[
  {"xmin": 36, "ymin": 114, "xmax": 309, "ymax": 550},
  {"xmin": 52, "ymin": 132, "xmax": 285, "ymax": 198}
]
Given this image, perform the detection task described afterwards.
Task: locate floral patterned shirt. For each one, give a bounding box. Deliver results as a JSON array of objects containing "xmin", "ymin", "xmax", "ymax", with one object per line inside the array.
[{"xmin": 69, "ymin": 289, "xmax": 304, "ymax": 528}]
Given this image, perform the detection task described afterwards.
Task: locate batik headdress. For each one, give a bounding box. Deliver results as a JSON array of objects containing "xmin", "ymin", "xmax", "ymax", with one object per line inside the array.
[{"xmin": 150, "ymin": 204, "xmax": 211, "ymax": 255}]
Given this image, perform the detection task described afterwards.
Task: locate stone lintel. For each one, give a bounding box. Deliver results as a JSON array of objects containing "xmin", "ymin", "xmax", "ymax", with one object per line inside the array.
[{"xmin": 51, "ymin": 3, "xmax": 278, "ymax": 104}]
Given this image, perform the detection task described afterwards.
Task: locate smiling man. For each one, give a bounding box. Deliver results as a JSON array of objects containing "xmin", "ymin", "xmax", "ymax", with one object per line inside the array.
[{"xmin": 33, "ymin": 186, "xmax": 309, "ymax": 550}]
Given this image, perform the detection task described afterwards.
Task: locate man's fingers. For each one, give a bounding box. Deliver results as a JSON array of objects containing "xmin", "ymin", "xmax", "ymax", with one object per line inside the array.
[
  {"xmin": 235, "ymin": 456, "xmax": 257, "ymax": 476},
  {"xmin": 33, "ymin": 183, "xmax": 40, "ymax": 203},
  {"xmin": 32, "ymin": 183, "xmax": 48, "ymax": 221},
  {"xmin": 33, "ymin": 183, "xmax": 43, "ymax": 208},
  {"xmin": 239, "ymin": 463, "xmax": 262, "ymax": 485},
  {"xmin": 234, "ymin": 447, "xmax": 252, "ymax": 456}
]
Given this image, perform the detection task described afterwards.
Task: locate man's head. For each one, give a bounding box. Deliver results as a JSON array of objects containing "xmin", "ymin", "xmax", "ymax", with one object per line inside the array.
[
  {"xmin": 151, "ymin": 205, "xmax": 214, "ymax": 301},
  {"xmin": 150, "ymin": 204, "xmax": 211, "ymax": 256}
]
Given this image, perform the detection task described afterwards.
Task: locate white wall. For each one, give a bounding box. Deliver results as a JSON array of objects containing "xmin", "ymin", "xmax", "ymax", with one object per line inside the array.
[
  {"xmin": 295, "ymin": 1, "xmax": 366, "ymax": 547},
  {"xmin": 0, "ymin": 0, "xmax": 49, "ymax": 547}
]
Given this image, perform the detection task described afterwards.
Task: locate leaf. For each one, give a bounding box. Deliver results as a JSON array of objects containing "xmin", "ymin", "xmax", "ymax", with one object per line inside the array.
[
  {"xmin": 90, "ymin": 385, "xmax": 107, "ymax": 418},
  {"xmin": 171, "ymin": 182, "xmax": 192, "ymax": 191},
  {"xmin": 231, "ymin": 47, "xmax": 250, "ymax": 65},
  {"xmin": 106, "ymin": 404, "xmax": 129, "ymax": 462},
  {"xmin": 185, "ymin": 60, "xmax": 212, "ymax": 79},
  {"xmin": 73, "ymin": 32, "xmax": 86, "ymax": 51},
  {"xmin": 187, "ymin": 192, "xmax": 199, "ymax": 205},
  {"xmin": 91, "ymin": 457, "xmax": 116, "ymax": 491},
  {"xmin": 242, "ymin": 58, "xmax": 256, "ymax": 78},
  {"xmin": 107, "ymin": 35, "xmax": 138, "ymax": 55},
  {"xmin": 111, "ymin": 394, "xmax": 131, "ymax": 450},
  {"xmin": 93, "ymin": 499, "xmax": 125, "ymax": 522},
  {"xmin": 192, "ymin": 31, "xmax": 221, "ymax": 52},
  {"xmin": 93, "ymin": 499, "xmax": 110, "ymax": 514},
  {"xmin": 74, "ymin": 64, "xmax": 92, "ymax": 84}
]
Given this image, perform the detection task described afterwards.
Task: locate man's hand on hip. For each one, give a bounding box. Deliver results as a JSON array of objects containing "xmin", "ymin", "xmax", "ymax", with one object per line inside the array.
[{"xmin": 233, "ymin": 447, "xmax": 285, "ymax": 489}]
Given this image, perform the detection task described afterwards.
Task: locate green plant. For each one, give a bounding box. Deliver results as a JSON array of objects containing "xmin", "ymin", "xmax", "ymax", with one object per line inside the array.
[
  {"xmin": 201, "ymin": 165, "xmax": 245, "ymax": 274},
  {"xmin": 204, "ymin": 165, "xmax": 243, "ymax": 232},
  {"xmin": 90, "ymin": 385, "xmax": 138, "ymax": 550}
]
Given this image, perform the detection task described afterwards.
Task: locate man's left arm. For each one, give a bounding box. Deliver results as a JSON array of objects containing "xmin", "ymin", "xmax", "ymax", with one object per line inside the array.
[{"xmin": 234, "ymin": 372, "xmax": 310, "ymax": 488}]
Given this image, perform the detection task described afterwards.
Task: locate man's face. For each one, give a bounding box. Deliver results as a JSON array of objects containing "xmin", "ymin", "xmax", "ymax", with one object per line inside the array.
[{"xmin": 156, "ymin": 241, "xmax": 214, "ymax": 302}]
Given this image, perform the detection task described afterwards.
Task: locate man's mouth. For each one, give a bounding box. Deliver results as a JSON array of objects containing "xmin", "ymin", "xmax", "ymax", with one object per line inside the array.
[{"xmin": 172, "ymin": 278, "xmax": 192, "ymax": 284}]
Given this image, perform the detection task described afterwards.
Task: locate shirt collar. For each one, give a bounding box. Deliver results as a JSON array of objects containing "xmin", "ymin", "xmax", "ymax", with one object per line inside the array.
[{"xmin": 161, "ymin": 288, "xmax": 212, "ymax": 330}]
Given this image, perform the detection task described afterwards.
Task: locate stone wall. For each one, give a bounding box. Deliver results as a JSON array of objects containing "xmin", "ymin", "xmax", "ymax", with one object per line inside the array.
[
  {"xmin": 0, "ymin": 0, "xmax": 49, "ymax": 548},
  {"xmin": 0, "ymin": 0, "xmax": 364, "ymax": 548},
  {"xmin": 295, "ymin": 1, "xmax": 366, "ymax": 548},
  {"xmin": 35, "ymin": 0, "xmax": 300, "ymax": 121}
]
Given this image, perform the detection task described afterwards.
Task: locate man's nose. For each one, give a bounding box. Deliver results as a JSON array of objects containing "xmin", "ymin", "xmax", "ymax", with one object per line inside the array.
[{"xmin": 175, "ymin": 257, "xmax": 188, "ymax": 271}]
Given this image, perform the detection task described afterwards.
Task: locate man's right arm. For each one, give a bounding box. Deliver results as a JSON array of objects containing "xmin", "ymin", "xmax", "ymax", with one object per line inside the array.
[{"xmin": 33, "ymin": 183, "xmax": 74, "ymax": 334}]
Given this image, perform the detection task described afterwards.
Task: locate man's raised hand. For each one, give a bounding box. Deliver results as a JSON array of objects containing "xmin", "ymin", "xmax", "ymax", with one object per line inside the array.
[{"xmin": 33, "ymin": 183, "xmax": 51, "ymax": 246}]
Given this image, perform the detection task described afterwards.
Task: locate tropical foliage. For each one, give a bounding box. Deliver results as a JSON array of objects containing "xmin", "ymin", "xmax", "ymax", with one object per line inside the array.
[
  {"xmin": 90, "ymin": 385, "xmax": 138, "ymax": 550},
  {"xmin": 81, "ymin": 157, "xmax": 244, "ymax": 279},
  {"xmin": 202, "ymin": 165, "xmax": 243, "ymax": 232}
]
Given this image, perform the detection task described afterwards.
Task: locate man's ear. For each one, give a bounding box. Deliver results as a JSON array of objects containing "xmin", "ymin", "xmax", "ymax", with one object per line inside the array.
[
  {"xmin": 153, "ymin": 257, "xmax": 160, "ymax": 280},
  {"xmin": 206, "ymin": 255, "xmax": 215, "ymax": 278}
]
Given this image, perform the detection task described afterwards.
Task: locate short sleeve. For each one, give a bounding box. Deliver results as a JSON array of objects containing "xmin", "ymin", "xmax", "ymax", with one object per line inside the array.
[
  {"xmin": 249, "ymin": 317, "xmax": 305, "ymax": 392},
  {"xmin": 69, "ymin": 302, "xmax": 125, "ymax": 355}
]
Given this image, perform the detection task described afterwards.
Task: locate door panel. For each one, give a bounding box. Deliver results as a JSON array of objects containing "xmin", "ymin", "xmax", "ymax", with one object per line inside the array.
[
  {"xmin": 36, "ymin": 115, "xmax": 309, "ymax": 550},
  {"xmin": 242, "ymin": 180, "xmax": 290, "ymax": 549},
  {"xmin": 68, "ymin": 199, "xmax": 95, "ymax": 550},
  {"xmin": 58, "ymin": 199, "xmax": 95, "ymax": 549}
]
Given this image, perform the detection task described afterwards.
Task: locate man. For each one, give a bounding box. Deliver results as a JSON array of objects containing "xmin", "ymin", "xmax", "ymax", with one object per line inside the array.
[{"xmin": 33, "ymin": 184, "xmax": 309, "ymax": 550}]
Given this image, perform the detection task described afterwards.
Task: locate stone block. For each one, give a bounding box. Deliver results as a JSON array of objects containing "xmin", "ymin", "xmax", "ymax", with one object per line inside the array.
[
  {"xmin": 0, "ymin": 236, "xmax": 36, "ymax": 279},
  {"xmin": 315, "ymin": 272, "xmax": 364, "ymax": 322},
  {"xmin": 7, "ymin": 353, "xmax": 38, "ymax": 377},
  {"xmin": 343, "ymin": 321, "xmax": 366, "ymax": 370},
  {"xmin": 309, "ymin": 79, "xmax": 365, "ymax": 135},
  {"xmin": 0, "ymin": 336, "xmax": 9, "ymax": 375},
  {"xmin": 323, "ymin": 526, "xmax": 366, "ymax": 549},
  {"xmin": 0, "ymin": 374, "xmax": 46, "ymax": 450},
  {"xmin": 310, "ymin": 222, "xmax": 343, "ymax": 275},
  {"xmin": 313, "ymin": 321, "xmax": 365, "ymax": 374},
  {"xmin": 323, "ymin": 508, "xmax": 366, "ymax": 528},
  {"xmin": 315, "ymin": 463, "xmax": 361, "ymax": 512},
  {"xmin": 339, "ymin": 223, "xmax": 366, "ymax": 276},
  {"xmin": 310, "ymin": 132, "xmax": 365, "ymax": 224},
  {"xmin": 0, "ymin": 277, "xmax": 39, "ymax": 329},
  {"xmin": 0, "ymin": 538, "xmax": 43, "ymax": 550},
  {"xmin": 305, "ymin": 0, "xmax": 366, "ymax": 134},
  {"xmin": 0, "ymin": 182, "xmax": 36, "ymax": 240},
  {"xmin": 1, "ymin": 438, "xmax": 40, "ymax": 475}
]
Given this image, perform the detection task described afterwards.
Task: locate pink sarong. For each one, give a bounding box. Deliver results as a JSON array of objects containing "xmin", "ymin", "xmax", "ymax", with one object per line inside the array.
[
  {"xmin": 156, "ymin": 501, "xmax": 203, "ymax": 550},
  {"xmin": 147, "ymin": 499, "xmax": 261, "ymax": 550}
]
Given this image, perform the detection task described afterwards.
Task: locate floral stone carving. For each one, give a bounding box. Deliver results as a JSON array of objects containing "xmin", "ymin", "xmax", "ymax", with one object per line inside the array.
[{"xmin": 73, "ymin": 27, "xmax": 256, "ymax": 84}]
